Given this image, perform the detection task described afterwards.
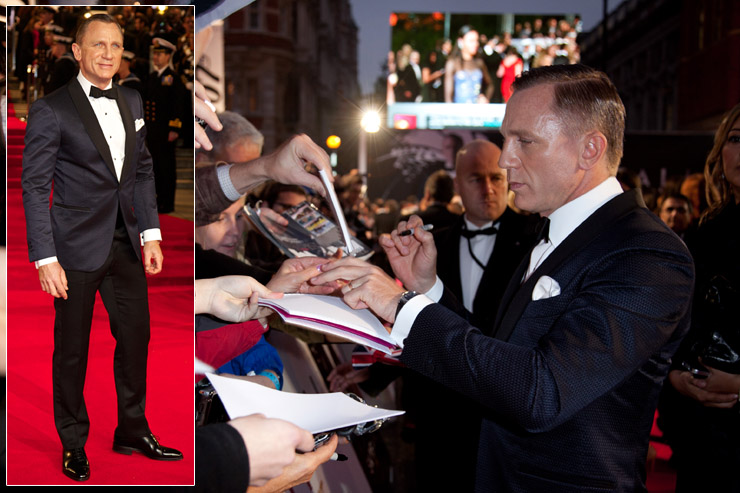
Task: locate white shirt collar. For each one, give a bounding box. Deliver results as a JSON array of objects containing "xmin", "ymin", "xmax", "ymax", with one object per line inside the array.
[
  {"xmin": 463, "ymin": 216, "xmax": 495, "ymax": 232},
  {"xmin": 546, "ymin": 176, "xmax": 623, "ymax": 247},
  {"xmin": 77, "ymin": 71, "xmax": 113, "ymax": 95}
]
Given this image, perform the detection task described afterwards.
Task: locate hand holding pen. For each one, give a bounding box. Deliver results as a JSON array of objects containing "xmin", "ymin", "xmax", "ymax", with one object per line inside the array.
[{"xmin": 398, "ymin": 223, "xmax": 434, "ymax": 237}]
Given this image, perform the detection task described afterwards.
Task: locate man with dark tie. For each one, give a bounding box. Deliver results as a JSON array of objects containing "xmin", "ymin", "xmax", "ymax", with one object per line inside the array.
[
  {"xmin": 405, "ymin": 139, "xmax": 537, "ymax": 491},
  {"xmin": 313, "ymin": 65, "xmax": 694, "ymax": 491},
  {"xmin": 22, "ymin": 14, "xmax": 182, "ymax": 482}
]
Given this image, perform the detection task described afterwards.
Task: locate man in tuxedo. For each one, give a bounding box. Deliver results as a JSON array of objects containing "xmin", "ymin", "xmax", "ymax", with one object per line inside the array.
[
  {"xmin": 22, "ymin": 14, "xmax": 182, "ymax": 482},
  {"xmin": 405, "ymin": 139, "xmax": 537, "ymax": 491},
  {"xmin": 312, "ymin": 65, "xmax": 694, "ymax": 491}
]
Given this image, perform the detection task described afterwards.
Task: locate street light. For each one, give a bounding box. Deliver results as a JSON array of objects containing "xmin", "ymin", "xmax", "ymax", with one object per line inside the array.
[
  {"xmin": 360, "ymin": 111, "xmax": 381, "ymax": 134},
  {"xmin": 326, "ymin": 135, "xmax": 341, "ymax": 172},
  {"xmin": 358, "ymin": 110, "xmax": 381, "ymax": 190}
]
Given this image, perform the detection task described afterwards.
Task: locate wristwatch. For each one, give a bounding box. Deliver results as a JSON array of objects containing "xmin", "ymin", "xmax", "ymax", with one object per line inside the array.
[{"xmin": 395, "ymin": 291, "xmax": 420, "ymax": 319}]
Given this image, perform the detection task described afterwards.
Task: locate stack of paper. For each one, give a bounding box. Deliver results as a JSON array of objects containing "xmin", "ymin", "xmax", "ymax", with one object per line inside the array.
[
  {"xmin": 207, "ymin": 373, "xmax": 405, "ymax": 434},
  {"xmin": 259, "ymin": 294, "xmax": 398, "ymax": 354}
]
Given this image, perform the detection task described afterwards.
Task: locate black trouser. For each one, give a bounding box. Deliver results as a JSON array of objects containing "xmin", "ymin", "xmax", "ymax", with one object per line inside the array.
[
  {"xmin": 148, "ymin": 131, "xmax": 177, "ymax": 213},
  {"xmin": 53, "ymin": 216, "xmax": 151, "ymax": 449}
]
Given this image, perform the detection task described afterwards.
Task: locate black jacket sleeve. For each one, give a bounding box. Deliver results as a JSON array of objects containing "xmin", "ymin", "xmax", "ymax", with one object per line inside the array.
[{"xmin": 195, "ymin": 423, "xmax": 250, "ymax": 493}]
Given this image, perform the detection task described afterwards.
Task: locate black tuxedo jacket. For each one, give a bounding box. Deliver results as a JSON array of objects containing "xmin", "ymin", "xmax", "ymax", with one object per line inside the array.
[
  {"xmin": 22, "ymin": 78, "xmax": 159, "ymax": 272},
  {"xmin": 400, "ymin": 208, "xmax": 537, "ymax": 491},
  {"xmin": 435, "ymin": 208, "xmax": 538, "ymax": 333},
  {"xmin": 400, "ymin": 190, "xmax": 695, "ymax": 492}
]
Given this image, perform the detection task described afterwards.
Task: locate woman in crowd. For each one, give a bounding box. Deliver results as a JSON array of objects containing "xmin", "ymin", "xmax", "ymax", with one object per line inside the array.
[
  {"xmin": 444, "ymin": 25, "xmax": 493, "ymax": 104},
  {"xmin": 496, "ymin": 45, "xmax": 523, "ymax": 102},
  {"xmin": 659, "ymin": 103, "xmax": 740, "ymax": 492}
]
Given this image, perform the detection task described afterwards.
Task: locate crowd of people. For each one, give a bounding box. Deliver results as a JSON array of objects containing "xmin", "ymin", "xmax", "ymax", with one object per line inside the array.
[
  {"xmin": 13, "ymin": 5, "xmax": 193, "ymax": 213},
  {"xmin": 387, "ymin": 16, "xmax": 581, "ymax": 105},
  {"xmin": 195, "ymin": 44, "xmax": 739, "ymax": 489}
]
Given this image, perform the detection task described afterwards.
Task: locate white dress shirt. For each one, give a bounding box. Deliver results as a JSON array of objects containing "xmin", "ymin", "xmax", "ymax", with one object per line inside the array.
[
  {"xmin": 459, "ymin": 217, "xmax": 497, "ymax": 311},
  {"xmin": 523, "ymin": 176, "xmax": 623, "ymax": 281},
  {"xmin": 391, "ymin": 176, "xmax": 624, "ymax": 348},
  {"xmin": 36, "ymin": 72, "xmax": 161, "ymax": 268}
]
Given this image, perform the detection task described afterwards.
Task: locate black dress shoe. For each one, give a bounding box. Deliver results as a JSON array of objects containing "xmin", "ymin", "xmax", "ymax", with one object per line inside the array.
[
  {"xmin": 62, "ymin": 448, "xmax": 90, "ymax": 481},
  {"xmin": 113, "ymin": 433, "xmax": 183, "ymax": 461}
]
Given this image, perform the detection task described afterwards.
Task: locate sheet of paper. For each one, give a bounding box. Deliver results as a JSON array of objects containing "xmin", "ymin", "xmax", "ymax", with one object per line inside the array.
[
  {"xmin": 319, "ymin": 169, "xmax": 354, "ymax": 254},
  {"xmin": 207, "ymin": 373, "xmax": 404, "ymax": 434}
]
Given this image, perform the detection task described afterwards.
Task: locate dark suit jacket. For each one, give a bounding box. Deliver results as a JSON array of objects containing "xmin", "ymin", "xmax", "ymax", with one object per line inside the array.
[
  {"xmin": 401, "ymin": 208, "xmax": 537, "ymax": 491},
  {"xmin": 400, "ymin": 190, "xmax": 694, "ymax": 492},
  {"xmin": 22, "ymin": 78, "xmax": 158, "ymax": 272}
]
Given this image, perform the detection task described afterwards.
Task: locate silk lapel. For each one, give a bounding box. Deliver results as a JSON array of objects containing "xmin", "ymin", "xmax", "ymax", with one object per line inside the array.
[
  {"xmin": 445, "ymin": 218, "xmax": 464, "ymax": 300},
  {"xmin": 67, "ymin": 79, "xmax": 117, "ymax": 179},
  {"xmin": 492, "ymin": 190, "xmax": 645, "ymax": 342},
  {"xmin": 115, "ymin": 85, "xmax": 136, "ymax": 182},
  {"xmin": 474, "ymin": 211, "xmax": 516, "ymax": 312}
]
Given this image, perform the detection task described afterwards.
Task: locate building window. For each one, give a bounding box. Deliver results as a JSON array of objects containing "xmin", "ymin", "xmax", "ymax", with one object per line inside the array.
[
  {"xmin": 247, "ymin": 79, "xmax": 259, "ymax": 113},
  {"xmin": 249, "ymin": 5, "xmax": 260, "ymax": 29}
]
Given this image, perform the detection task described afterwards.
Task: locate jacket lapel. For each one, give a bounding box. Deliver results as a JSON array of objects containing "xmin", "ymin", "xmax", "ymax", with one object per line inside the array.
[
  {"xmin": 115, "ymin": 85, "xmax": 136, "ymax": 181},
  {"xmin": 67, "ymin": 78, "xmax": 117, "ymax": 179},
  {"xmin": 443, "ymin": 218, "xmax": 464, "ymax": 300},
  {"xmin": 492, "ymin": 190, "xmax": 645, "ymax": 342}
]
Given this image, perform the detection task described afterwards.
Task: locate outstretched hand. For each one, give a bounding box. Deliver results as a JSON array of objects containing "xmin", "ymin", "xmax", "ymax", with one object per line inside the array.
[
  {"xmin": 247, "ymin": 434, "xmax": 339, "ymax": 493},
  {"xmin": 195, "ymin": 276, "xmax": 282, "ymax": 324},
  {"xmin": 310, "ymin": 257, "xmax": 405, "ymax": 323},
  {"xmin": 193, "ymin": 80, "xmax": 222, "ymax": 150},
  {"xmin": 379, "ymin": 215, "xmax": 437, "ymax": 293},
  {"xmin": 227, "ymin": 413, "xmax": 316, "ymax": 487},
  {"xmin": 266, "ymin": 257, "xmax": 338, "ymax": 295},
  {"xmin": 230, "ymin": 134, "xmax": 333, "ymax": 198}
]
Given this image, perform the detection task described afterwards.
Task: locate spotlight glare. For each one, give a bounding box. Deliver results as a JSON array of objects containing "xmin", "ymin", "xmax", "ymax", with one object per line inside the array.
[{"xmin": 360, "ymin": 111, "xmax": 381, "ymax": 133}]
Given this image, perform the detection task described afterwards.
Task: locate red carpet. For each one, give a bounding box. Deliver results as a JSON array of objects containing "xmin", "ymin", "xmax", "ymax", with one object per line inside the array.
[{"xmin": 6, "ymin": 104, "xmax": 195, "ymax": 485}]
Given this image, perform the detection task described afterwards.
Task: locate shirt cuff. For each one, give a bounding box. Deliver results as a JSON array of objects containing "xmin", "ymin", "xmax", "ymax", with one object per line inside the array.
[
  {"xmin": 141, "ymin": 228, "xmax": 162, "ymax": 245},
  {"xmin": 35, "ymin": 256, "xmax": 58, "ymax": 269},
  {"xmin": 217, "ymin": 163, "xmax": 242, "ymax": 201},
  {"xmin": 425, "ymin": 276, "xmax": 444, "ymax": 302},
  {"xmin": 390, "ymin": 294, "xmax": 435, "ymax": 348}
]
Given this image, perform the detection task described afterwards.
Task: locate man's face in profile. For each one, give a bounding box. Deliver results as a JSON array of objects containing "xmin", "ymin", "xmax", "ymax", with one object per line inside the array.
[{"xmin": 72, "ymin": 21, "xmax": 124, "ymax": 88}]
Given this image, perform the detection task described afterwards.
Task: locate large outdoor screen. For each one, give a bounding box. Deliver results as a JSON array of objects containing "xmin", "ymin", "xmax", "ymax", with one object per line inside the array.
[{"xmin": 387, "ymin": 12, "xmax": 581, "ymax": 129}]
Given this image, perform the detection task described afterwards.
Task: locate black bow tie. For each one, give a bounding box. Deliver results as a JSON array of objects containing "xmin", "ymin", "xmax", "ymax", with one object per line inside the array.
[
  {"xmin": 535, "ymin": 217, "xmax": 551, "ymax": 243},
  {"xmin": 89, "ymin": 86, "xmax": 118, "ymax": 100},
  {"xmin": 461, "ymin": 225, "xmax": 498, "ymax": 239}
]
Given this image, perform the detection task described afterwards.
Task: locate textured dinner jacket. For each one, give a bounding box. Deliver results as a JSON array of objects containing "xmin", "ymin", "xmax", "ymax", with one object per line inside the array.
[
  {"xmin": 22, "ymin": 77, "xmax": 158, "ymax": 272},
  {"xmin": 400, "ymin": 189, "xmax": 695, "ymax": 492}
]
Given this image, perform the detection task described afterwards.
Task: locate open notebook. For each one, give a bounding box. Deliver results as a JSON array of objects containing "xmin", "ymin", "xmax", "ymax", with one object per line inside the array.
[{"xmin": 259, "ymin": 294, "xmax": 399, "ymax": 354}]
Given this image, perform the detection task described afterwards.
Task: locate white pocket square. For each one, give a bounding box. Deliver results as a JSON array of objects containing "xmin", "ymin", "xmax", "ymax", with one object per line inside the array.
[
  {"xmin": 135, "ymin": 118, "xmax": 145, "ymax": 131},
  {"xmin": 532, "ymin": 275, "xmax": 561, "ymax": 301}
]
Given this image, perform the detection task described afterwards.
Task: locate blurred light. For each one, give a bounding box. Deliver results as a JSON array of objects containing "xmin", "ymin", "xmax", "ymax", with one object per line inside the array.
[
  {"xmin": 432, "ymin": 12, "xmax": 444, "ymax": 21},
  {"xmin": 326, "ymin": 135, "xmax": 341, "ymax": 149},
  {"xmin": 389, "ymin": 13, "xmax": 397, "ymax": 27},
  {"xmin": 393, "ymin": 114, "xmax": 417, "ymax": 130},
  {"xmin": 158, "ymin": 6, "xmax": 168, "ymax": 13},
  {"xmin": 84, "ymin": 12, "xmax": 92, "ymax": 19},
  {"xmin": 360, "ymin": 111, "xmax": 381, "ymax": 133}
]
